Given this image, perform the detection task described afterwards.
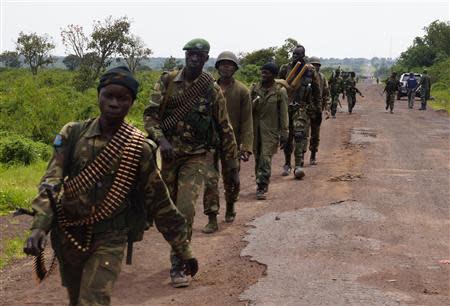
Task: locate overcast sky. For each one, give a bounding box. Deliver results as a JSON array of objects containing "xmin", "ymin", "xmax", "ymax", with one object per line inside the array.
[{"xmin": 1, "ymin": 0, "xmax": 448, "ymax": 59}]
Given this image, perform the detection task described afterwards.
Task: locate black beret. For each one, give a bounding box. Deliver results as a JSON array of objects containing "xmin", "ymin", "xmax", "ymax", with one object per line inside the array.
[
  {"xmin": 261, "ymin": 62, "xmax": 279, "ymax": 76},
  {"xmin": 97, "ymin": 66, "xmax": 139, "ymax": 100}
]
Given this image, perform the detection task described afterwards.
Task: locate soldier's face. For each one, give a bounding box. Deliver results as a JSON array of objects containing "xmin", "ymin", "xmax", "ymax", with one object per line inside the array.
[
  {"xmin": 261, "ymin": 69, "xmax": 275, "ymax": 83},
  {"xmin": 98, "ymin": 84, "xmax": 134, "ymax": 123},
  {"xmin": 218, "ymin": 60, "xmax": 237, "ymax": 78},
  {"xmin": 312, "ymin": 63, "xmax": 321, "ymax": 72},
  {"xmin": 185, "ymin": 50, "xmax": 209, "ymax": 70},
  {"xmin": 292, "ymin": 47, "xmax": 305, "ymax": 62}
]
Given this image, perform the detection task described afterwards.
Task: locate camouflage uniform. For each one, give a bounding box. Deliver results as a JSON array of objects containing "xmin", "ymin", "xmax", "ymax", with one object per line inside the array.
[
  {"xmin": 144, "ymin": 68, "xmax": 238, "ymax": 266},
  {"xmin": 344, "ymin": 76, "xmax": 362, "ymax": 113},
  {"xmin": 308, "ymin": 71, "xmax": 330, "ymax": 155},
  {"xmin": 203, "ymin": 78, "xmax": 252, "ymax": 216},
  {"xmin": 278, "ymin": 62, "xmax": 322, "ymax": 169},
  {"xmin": 30, "ymin": 118, "xmax": 192, "ymax": 306},
  {"xmin": 418, "ymin": 73, "xmax": 431, "ymax": 110},
  {"xmin": 328, "ymin": 73, "xmax": 345, "ymax": 117},
  {"xmin": 251, "ymin": 82, "xmax": 289, "ymax": 186},
  {"xmin": 384, "ymin": 76, "xmax": 400, "ymax": 112}
]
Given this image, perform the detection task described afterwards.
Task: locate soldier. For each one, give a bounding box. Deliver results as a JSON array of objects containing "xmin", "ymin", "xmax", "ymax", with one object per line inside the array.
[
  {"xmin": 23, "ymin": 66, "xmax": 198, "ymax": 305},
  {"xmin": 308, "ymin": 57, "xmax": 330, "ymax": 165},
  {"xmin": 406, "ymin": 72, "xmax": 418, "ymax": 109},
  {"xmin": 328, "ymin": 68, "xmax": 345, "ymax": 118},
  {"xmin": 143, "ymin": 39, "xmax": 239, "ymax": 287},
  {"xmin": 279, "ymin": 45, "xmax": 322, "ymax": 178},
  {"xmin": 344, "ymin": 72, "xmax": 364, "ymax": 114},
  {"xmin": 202, "ymin": 51, "xmax": 253, "ymax": 234},
  {"xmin": 418, "ymin": 69, "xmax": 431, "ymax": 110},
  {"xmin": 383, "ymin": 72, "xmax": 400, "ymax": 113}
]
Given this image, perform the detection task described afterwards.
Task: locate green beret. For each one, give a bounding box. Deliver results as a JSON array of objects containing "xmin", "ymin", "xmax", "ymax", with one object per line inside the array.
[{"xmin": 183, "ymin": 38, "xmax": 210, "ymax": 52}]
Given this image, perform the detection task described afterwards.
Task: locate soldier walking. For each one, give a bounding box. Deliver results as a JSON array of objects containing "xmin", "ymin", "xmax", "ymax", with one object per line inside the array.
[
  {"xmin": 328, "ymin": 68, "xmax": 345, "ymax": 118},
  {"xmin": 202, "ymin": 51, "xmax": 253, "ymax": 234},
  {"xmin": 406, "ymin": 72, "xmax": 418, "ymax": 109},
  {"xmin": 278, "ymin": 45, "xmax": 322, "ymax": 178},
  {"xmin": 144, "ymin": 39, "xmax": 239, "ymax": 287},
  {"xmin": 308, "ymin": 57, "xmax": 330, "ymax": 165},
  {"xmin": 384, "ymin": 72, "xmax": 400, "ymax": 113},
  {"xmin": 418, "ymin": 69, "xmax": 431, "ymax": 110},
  {"xmin": 24, "ymin": 66, "xmax": 198, "ymax": 305},
  {"xmin": 344, "ymin": 72, "xmax": 364, "ymax": 114},
  {"xmin": 251, "ymin": 62, "xmax": 288, "ymax": 200}
]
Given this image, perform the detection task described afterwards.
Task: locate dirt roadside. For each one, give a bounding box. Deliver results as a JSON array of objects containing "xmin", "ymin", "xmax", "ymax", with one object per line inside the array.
[{"xmin": 1, "ymin": 84, "xmax": 448, "ymax": 305}]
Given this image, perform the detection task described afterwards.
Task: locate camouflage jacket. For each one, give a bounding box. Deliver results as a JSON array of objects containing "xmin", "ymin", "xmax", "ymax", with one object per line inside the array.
[
  {"xmin": 278, "ymin": 62, "xmax": 322, "ymax": 113},
  {"xmin": 384, "ymin": 77, "xmax": 400, "ymax": 94},
  {"xmin": 344, "ymin": 77, "xmax": 362, "ymax": 96},
  {"xmin": 31, "ymin": 118, "xmax": 192, "ymax": 259},
  {"xmin": 216, "ymin": 77, "xmax": 253, "ymax": 153},
  {"xmin": 318, "ymin": 72, "xmax": 331, "ymax": 111},
  {"xmin": 418, "ymin": 74, "xmax": 431, "ymax": 94},
  {"xmin": 251, "ymin": 82, "xmax": 289, "ymax": 155},
  {"xmin": 328, "ymin": 74, "xmax": 345, "ymax": 96},
  {"xmin": 144, "ymin": 69, "xmax": 238, "ymax": 171}
]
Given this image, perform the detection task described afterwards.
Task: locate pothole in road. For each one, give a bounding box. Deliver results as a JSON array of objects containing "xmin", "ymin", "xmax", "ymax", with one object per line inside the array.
[{"xmin": 350, "ymin": 128, "xmax": 377, "ymax": 145}]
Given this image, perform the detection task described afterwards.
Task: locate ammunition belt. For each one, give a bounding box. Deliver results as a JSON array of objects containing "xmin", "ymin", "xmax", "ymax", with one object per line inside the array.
[
  {"xmin": 160, "ymin": 72, "xmax": 214, "ymax": 133},
  {"xmin": 57, "ymin": 122, "xmax": 145, "ymax": 252}
]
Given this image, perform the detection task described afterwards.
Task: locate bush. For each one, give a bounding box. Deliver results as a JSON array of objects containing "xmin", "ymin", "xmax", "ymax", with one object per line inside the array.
[{"xmin": 0, "ymin": 135, "xmax": 51, "ymax": 165}]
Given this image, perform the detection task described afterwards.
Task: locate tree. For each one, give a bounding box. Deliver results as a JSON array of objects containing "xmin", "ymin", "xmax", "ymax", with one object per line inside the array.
[
  {"xmin": 88, "ymin": 16, "xmax": 131, "ymax": 78},
  {"xmin": 274, "ymin": 38, "xmax": 299, "ymax": 66},
  {"xmin": 16, "ymin": 32, "xmax": 55, "ymax": 75},
  {"xmin": 63, "ymin": 54, "xmax": 82, "ymax": 71},
  {"xmin": 60, "ymin": 24, "xmax": 89, "ymax": 58},
  {"xmin": 240, "ymin": 47, "xmax": 276, "ymax": 67},
  {"xmin": 0, "ymin": 51, "xmax": 21, "ymax": 68},
  {"xmin": 424, "ymin": 20, "xmax": 450, "ymax": 57},
  {"xmin": 162, "ymin": 56, "xmax": 181, "ymax": 71},
  {"xmin": 119, "ymin": 34, "xmax": 152, "ymax": 73}
]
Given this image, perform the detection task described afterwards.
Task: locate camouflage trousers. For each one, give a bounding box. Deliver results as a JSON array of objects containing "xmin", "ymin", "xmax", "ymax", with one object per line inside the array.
[
  {"xmin": 420, "ymin": 91, "xmax": 429, "ymax": 109},
  {"xmin": 308, "ymin": 111, "xmax": 322, "ymax": 153},
  {"xmin": 347, "ymin": 94, "xmax": 356, "ymax": 113},
  {"xmin": 203, "ymin": 153, "xmax": 240, "ymax": 216},
  {"xmin": 386, "ymin": 92, "xmax": 395, "ymax": 111},
  {"xmin": 330, "ymin": 94, "xmax": 340, "ymax": 116},
  {"xmin": 284, "ymin": 107, "xmax": 310, "ymax": 167},
  {"xmin": 51, "ymin": 228, "xmax": 127, "ymax": 306},
  {"xmin": 407, "ymin": 89, "xmax": 415, "ymax": 108},
  {"xmin": 161, "ymin": 153, "xmax": 206, "ymax": 265}
]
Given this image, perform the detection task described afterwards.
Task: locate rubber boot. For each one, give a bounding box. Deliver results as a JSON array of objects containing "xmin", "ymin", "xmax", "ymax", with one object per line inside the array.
[
  {"xmin": 256, "ymin": 184, "xmax": 267, "ymax": 200},
  {"xmin": 202, "ymin": 214, "xmax": 218, "ymax": 234},
  {"xmin": 294, "ymin": 166, "xmax": 305, "ymax": 179},
  {"xmin": 310, "ymin": 151, "xmax": 317, "ymax": 165},
  {"xmin": 281, "ymin": 164, "xmax": 291, "ymax": 176},
  {"xmin": 225, "ymin": 202, "xmax": 236, "ymax": 223}
]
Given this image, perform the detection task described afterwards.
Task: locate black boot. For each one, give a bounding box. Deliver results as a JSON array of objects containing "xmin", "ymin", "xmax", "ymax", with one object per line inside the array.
[
  {"xmin": 256, "ymin": 184, "xmax": 267, "ymax": 200},
  {"xmin": 225, "ymin": 202, "xmax": 236, "ymax": 223},
  {"xmin": 310, "ymin": 151, "xmax": 317, "ymax": 165},
  {"xmin": 202, "ymin": 214, "xmax": 218, "ymax": 234}
]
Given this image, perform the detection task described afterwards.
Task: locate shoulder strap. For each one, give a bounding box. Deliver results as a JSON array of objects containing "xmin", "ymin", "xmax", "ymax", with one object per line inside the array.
[{"xmin": 158, "ymin": 71, "xmax": 179, "ymax": 120}]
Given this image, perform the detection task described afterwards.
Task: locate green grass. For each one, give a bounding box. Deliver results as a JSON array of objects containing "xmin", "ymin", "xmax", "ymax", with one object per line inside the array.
[
  {"xmin": 0, "ymin": 161, "xmax": 47, "ymax": 215},
  {"xmin": 0, "ymin": 231, "xmax": 29, "ymax": 270},
  {"xmin": 430, "ymin": 83, "xmax": 450, "ymax": 113}
]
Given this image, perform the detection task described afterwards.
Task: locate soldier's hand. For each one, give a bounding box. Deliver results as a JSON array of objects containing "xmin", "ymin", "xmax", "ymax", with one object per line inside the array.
[
  {"xmin": 24, "ymin": 228, "xmax": 47, "ymax": 256},
  {"xmin": 279, "ymin": 136, "xmax": 288, "ymax": 150},
  {"xmin": 159, "ymin": 137, "xmax": 174, "ymax": 161},
  {"xmin": 239, "ymin": 151, "xmax": 251, "ymax": 162},
  {"xmin": 183, "ymin": 258, "xmax": 199, "ymax": 277}
]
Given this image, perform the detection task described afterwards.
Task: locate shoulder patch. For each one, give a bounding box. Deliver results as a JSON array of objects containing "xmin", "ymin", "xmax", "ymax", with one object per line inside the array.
[{"xmin": 53, "ymin": 134, "xmax": 63, "ymax": 147}]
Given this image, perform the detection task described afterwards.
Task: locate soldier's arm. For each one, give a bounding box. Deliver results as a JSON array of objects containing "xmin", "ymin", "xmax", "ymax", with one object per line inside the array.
[
  {"xmin": 279, "ymin": 87, "xmax": 289, "ymax": 139},
  {"xmin": 322, "ymin": 78, "xmax": 331, "ymax": 111},
  {"xmin": 278, "ymin": 64, "xmax": 288, "ymax": 80},
  {"xmin": 141, "ymin": 143, "xmax": 192, "ymax": 260},
  {"xmin": 30, "ymin": 123, "xmax": 74, "ymax": 232},
  {"xmin": 312, "ymin": 70, "xmax": 323, "ymax": 110},
  {"xmin": 143, "ymin": 73, "xmax": 168, "ymax": 143},
  {"xmin": 239, "ymin": 85, "xmax": 253, "ymax": 154},
  {"xmin": 213, "ymin": 85, "xmax": 239, "ymax": 172}
]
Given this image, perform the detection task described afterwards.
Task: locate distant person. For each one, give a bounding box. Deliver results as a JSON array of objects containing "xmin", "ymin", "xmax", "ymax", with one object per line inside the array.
[
  {"xmin": 376, "ymin": 77, "xmax": 379, "ymax": 84},
  {"xmin": 406, "ymin": 72, "xmax": 418, "ymax": 109},
  {"xmin": 344, "ymin": 72, "xmax": 364, "ymax": 114},
  {"xmin": 418, "ymin": 69, "xmax": 431, "ymax": 110},
  {"xmin": 328, "ymin": 69, "xmax": 345, "ymax": 118},
  {"xmin": 383, "ymin": 72, "xmax": 400, "ymax": 114},
  {"xmin": 251, "ymin": 62, "xmax": 288, "ymax": 199}
]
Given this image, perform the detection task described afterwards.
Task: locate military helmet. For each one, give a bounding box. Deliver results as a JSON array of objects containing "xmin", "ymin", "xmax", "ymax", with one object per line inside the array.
[
  {"xmin": 309, "ymin": 56, "xmax": 321, "ymax": 66},
  {"xmin": 215, "ymin": 51, "xmax": 239, "ymax": 69},
  {"xmin": 183, "ymin": 38, "xmax": 210, "ymax": 52}
]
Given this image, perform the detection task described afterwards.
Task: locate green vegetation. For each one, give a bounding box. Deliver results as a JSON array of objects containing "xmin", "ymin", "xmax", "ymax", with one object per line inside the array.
[
  {"xmin": 0, "ymin": 161, "xmax": 47, "ymax": 215},
  {"xmin": 0, "ymin": 231, "xmax": 30, "ymax": 269}
]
